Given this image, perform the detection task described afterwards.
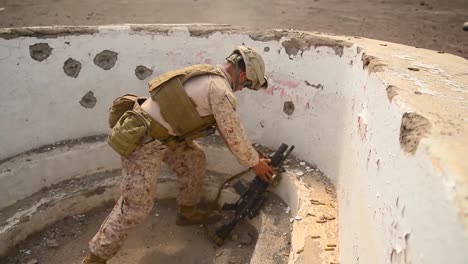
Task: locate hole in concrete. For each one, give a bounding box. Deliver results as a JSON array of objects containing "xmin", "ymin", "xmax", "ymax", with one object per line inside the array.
[
  {"xmin": 29, "ymin": 43, "xmax": 53, "ymax": 62},
  {"xmin": 79, "ymin": 91, "xmax": 97, "ymax": 109},
  {"xmin": 93, "ymin": 50, "xmax": 118, "ymax": 70},
  {"xmin": 399, "ymin": 112, "xmax": 431, "ymax": 154},
  {"xmin": 135, "ymin": 65, "xmax": 153, "ymax": 80},
  {"xmin": 264, "ymin": 47, "xmax": 270, "ymax": 52},
  {"xmin": 63, "ymin": 58, "xmax": 82, "ymax": 78},
  {"xmin": 283, "ymin": 101, "xmax": 295, "ymax": 115}
]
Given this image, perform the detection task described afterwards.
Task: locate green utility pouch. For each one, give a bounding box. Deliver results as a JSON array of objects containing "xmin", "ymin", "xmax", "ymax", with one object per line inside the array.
[
  {"xmin": 108, "ymin": 94, "xmax": 140, "ymax": 128},
  {"xmin": 107, "ymin": 110, "xmax": 149, "ymax": 157}
]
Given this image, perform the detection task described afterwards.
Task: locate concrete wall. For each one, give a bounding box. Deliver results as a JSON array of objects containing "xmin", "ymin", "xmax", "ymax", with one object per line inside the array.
[{"xmin": 0, "ymin": 24, "xmax": 466, "ymax": 263}]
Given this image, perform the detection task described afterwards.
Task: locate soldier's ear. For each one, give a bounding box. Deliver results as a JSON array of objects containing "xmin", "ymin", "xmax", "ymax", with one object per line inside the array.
[{"xmin": 239, "ymin": 71, "xmax": 247, "ymax": 79}]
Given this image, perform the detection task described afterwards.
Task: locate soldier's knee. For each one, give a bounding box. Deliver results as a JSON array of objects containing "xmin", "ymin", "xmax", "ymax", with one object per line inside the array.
[{"xmin": 121, "ymin": 198, "xmax": 154, "ymax": 222}]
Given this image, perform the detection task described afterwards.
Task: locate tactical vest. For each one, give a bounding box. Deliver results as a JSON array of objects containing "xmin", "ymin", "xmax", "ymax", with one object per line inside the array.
[
  {"xmin": 148, "ymin": 64, "xmax": 225, "ymax": 142},
  {"xmin": 108, "ymin": 65, "xmax": 227, "ymax": 156}
]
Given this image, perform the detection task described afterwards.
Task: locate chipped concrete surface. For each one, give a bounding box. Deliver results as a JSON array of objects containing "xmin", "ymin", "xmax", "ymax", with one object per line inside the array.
[
  {"xmin": 281, "ymin": 34, "xmax": 351, "ymax": 58},
  {"xmin": 399, "ymin": 113, "xmax": 432, "ymax": 154},
  {"xmin": 29, "ymin": 43, "xmax": 52, "ymax": 62},
  {"xmin": 63, "ymin": 58, "xmax": 82, "ymax": 78},
  {"xmin": 328, "ymin": 34, "xmax": 468, "ymax": 231},
  {"xmin": 79, "ymin": 91, "xmax": 97, "ymax": 109},
  {"xmin": 0, "ymin": 24, "xmax": 466, "ymax": 263},
  {"xmin": 0, "ymin": 26, "xmax": 99, "ymax": 40},
  {"xmin": 93, "ymin": 50, "xmax": 118, "ymax": 70},
  {"xmin": 283, "ymin": 101, "xmax": 295, "ymax": 115},
  {"xmin": 134, "ymin": 65, "xmax": 153, "ymax": 80}
]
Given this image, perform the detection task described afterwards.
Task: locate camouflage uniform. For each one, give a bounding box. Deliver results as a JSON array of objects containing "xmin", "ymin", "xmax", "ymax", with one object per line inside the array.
[{"xmin": 89, "ymin": 67, "xmax": 259, "ymax": 259}]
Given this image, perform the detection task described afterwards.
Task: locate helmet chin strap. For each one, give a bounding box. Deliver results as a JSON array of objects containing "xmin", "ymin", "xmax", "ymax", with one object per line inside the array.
[
  {"xmin": 233, "ymin": 59, "xmax": 240, "ymax": 91},
  {"xmin": 227, "ymin": 53, "xmax": 246, "ymax": 91}
]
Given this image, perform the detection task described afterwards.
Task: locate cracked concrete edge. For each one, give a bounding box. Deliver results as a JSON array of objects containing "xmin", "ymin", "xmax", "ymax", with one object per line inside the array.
[
  {"xmin": 0, "ymin": 26, "xmax": 100, "ymax": 40},
  {"xmin": 0, "ymin": 24, "xmax": 353, "ymax": 56},
  {"xmin": 328, "ymin": 34, "xmax": 468, "ymax": 228}
]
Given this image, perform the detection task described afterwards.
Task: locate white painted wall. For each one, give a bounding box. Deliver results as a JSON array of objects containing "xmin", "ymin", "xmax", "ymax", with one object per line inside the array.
[{"xmin": 0, "ymin": 25, "xmax": 466, "ymax": 263}]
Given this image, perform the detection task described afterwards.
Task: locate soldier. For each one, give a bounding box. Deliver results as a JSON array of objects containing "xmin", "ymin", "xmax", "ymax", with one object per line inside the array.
[{"xmin": 81, "ymin": 46, "xmax": 274, "ymax": 264}]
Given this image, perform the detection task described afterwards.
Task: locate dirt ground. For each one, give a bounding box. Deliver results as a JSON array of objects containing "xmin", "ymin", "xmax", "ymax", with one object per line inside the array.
[
  {"xmin": 1, "ymin": 199, "xmax": 262, "ymax": 264},
  {"xmin": 0, "ymin": 0, "xmax": 467, "ymax": 58}
]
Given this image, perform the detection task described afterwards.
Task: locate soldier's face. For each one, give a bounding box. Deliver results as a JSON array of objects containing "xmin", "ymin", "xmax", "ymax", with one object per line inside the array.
[{"xmin": 234, "ymin": 71, "xmax": 248, "ymax": 92}]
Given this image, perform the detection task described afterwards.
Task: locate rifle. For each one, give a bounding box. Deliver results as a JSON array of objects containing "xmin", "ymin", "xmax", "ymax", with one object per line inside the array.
[{"xmin": 208, "ymin": 143, "xmax": 295, "ymax": 245}]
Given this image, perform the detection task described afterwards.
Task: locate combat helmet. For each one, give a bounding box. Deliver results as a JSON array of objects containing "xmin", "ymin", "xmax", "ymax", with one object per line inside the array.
[{"xmin": 226, "ymin": 46, "xmax": 268, "ymax": 90}]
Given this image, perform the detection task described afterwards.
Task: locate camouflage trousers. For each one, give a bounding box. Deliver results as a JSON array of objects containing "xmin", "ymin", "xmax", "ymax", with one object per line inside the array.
[{"xmin": 89, "ymin": 140, "xmax": 206, "ymax": 259}]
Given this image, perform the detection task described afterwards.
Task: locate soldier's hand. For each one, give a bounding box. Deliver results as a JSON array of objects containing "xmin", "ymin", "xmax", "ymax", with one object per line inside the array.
[{"xmin": 252, "ymin": 158, "xmax": 275, "ymax": 182}]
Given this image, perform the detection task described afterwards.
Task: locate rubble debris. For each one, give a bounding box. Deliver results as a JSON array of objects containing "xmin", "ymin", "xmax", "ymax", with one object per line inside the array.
[
  {"xmin": 46, "ymin": 239, "xmax": 59, "ymax": 248},
  {"xmin": 26, "ymin": 259, "xmax": 39, "ymax": 264},
  {"xmin": 296, "ymin": 246, "xmax": 304, "ymax": 254},
  {"xmin": 311, "ymin": 199, "xmax": 325, "ymax": 205}
]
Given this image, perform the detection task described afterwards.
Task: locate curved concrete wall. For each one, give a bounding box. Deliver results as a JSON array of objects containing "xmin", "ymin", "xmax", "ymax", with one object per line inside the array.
[{"xmin": 0, "ymin": 24, "xmax": 467, "ymax": 263}]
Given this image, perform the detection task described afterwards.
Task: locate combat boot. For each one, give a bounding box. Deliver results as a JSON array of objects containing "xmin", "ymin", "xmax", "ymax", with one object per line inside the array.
[
  {"xmin": 81, "ymin": 253, "xmax": 107, "ymax": 264},
  {"xmin": 176, "ymin": 204, "xmax": 221, "ymax": 226}
]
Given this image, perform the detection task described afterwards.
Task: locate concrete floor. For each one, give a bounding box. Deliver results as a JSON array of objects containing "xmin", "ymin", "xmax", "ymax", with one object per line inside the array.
[
  {"xmin": 1, "ymin": 199, "xmax": 262, "ymax": 264},
  {"xmin": 0, "ymin": 0, "xmax": 467, "ymax": 58}
]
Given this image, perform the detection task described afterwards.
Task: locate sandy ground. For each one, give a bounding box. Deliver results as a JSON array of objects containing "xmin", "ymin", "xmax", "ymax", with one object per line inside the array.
[
  {"xmin": 1, "ymin": 199, "xmax": 263, "ymax": 264},
  {"xmin": 0, "ymin": 0, "xmax": 467, "ymax": 58}
]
